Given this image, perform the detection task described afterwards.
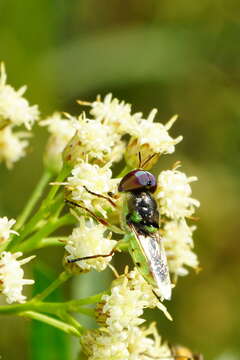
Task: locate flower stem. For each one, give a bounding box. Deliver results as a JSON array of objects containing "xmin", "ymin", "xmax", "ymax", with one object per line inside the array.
[
  {"xmin": 0, "ymin": 292, "xmax": 103, "ymax": 316},
  {"xmin": 16, "ymin": 213, "xmax": 75, "ymax": 253},
  {"xmin": 35, "ymin": 236, "xmax": 67, "ymax": 249},
  {"xmin": 20, "ymin": 311, "xmax": 81, "ymax": 337},
  {"xmin": 68, "ymin": 292, "xmax": 105, "ymax": 307},
  {"xmin": 42, "ymin": 164, "xmax": 71, "ymax": 206},
  {"xmin": 58, "ymin": 311, "xmax": 84, "ymax": 334},
  {"xmin": 33, "ymin": 271, "xmax": 72, "ymax": 302},
  {"xmin": 0, "ymin": 301, "xmax": 95, "ymax": 316},
  {"xmin": 14, "ymin": 170, "xmax": 53, "ymax": 232}
]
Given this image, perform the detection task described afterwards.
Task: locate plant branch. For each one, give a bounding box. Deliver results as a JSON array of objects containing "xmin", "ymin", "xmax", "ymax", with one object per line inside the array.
[
  {"xmin": 20, "ymin": 311, "xmax": 81, "ymax": 337},
  {"xmin": 14, "ymin": 170, "xmax": 53, "ymax": 231},
  {"xmin": 16, "ymin": 214, "xmax": 75, "ymax": 252},
  {"xmin": 35, "ymin": 236, "xmax": 67, "ymax": 249},
  {"xmin": 33, "ymin": 271, "xmax": 72, "ymax": 302}
]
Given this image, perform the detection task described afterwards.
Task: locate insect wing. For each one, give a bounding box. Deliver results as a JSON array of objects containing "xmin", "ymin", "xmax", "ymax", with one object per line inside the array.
[{"xmin": 129, "ymin": 224, "xmax": 172, "ymax": 300}]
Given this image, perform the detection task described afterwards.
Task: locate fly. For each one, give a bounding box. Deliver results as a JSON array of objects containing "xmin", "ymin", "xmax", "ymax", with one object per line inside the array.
[
  {"xmin": 67, "ymin": 153, "xmax": 172, "ymax": 300},
  {"xmin": 118, "ymin": 154, "xmax": 171, "ymax": 300}
]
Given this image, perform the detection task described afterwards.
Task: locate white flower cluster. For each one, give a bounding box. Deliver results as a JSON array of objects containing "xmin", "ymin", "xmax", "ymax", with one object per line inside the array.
[
  {"xmin": 66, "ymin": 161, "xmax": 118, "ymax": 218},
  {"xmin": 89, "ymin": 93, "xmax": 133, "ymax": 129},
  {"xmin": 82, "ymin": 324, "xmax": 173, "ymax": 360},
  {"xmin": 0, "ymin": 64, "xmax": 39, "ymax": 168},
  {"xmin": 81, "ymin": 93, "xmax": 182, "ymax": 168},
  {"xmin": 40, "ymin": 112, "xmax": 76, "ymax": 173},
  {"xmin": 156, "ymin": 169, "xmax": 200, "ymax": 219},
  {"xmin": 155, "ymin": 168, "xmax": 200, "ymax": 277},
  {"xmin": 163, "ymin": 219, "xmax": 198, "ymax": 276},
  {"xmin": 0, "ymin": 216, "xmax": 18, "ymax": 244},
  {"xmin": 61, "ymin": 93, "xmax": 199, "ymax": 280},
  {"xmin": 0, "ymin": 217, "xmax": 34, "ymax": 303},
  {"xmin": 0, "ymin": 251, "xmax": 35, "ymax": 303},
  {"xmin": 65, "ymin": 217, "xmax": 116, "ymax": 272},
  {"xmin": 42, "ymin": 92, "xmax": 182, "ymax": 173},
  {"xmin": 89, "ymin": 94, "xmax": 182, "ymax": 153},
  {"xmin": 82, "ymin": 269, "xmax": 173, "ymax": 360}
]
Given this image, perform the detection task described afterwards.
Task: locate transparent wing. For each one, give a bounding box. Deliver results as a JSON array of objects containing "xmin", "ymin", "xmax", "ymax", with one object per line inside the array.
[{"xmin": 129, "ymin": 224, "xmax": 172, "ymax": 300}]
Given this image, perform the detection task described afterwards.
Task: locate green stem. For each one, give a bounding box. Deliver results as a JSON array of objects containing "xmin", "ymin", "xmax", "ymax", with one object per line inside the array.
[
  {"xmin": 33, "ymin": 271, "xmax": 72, "ymax": 302},
  {"xmin": 0, "ymin": 301, "xmax": 95, "ymax": 318},
  {"xmin": 20, "ymin": 311, "xmax": 81, "ymax": 337},
  {"xmin": 14, "ymin": 170, "xmax": 53, "ymax": 232},
  {"xmin": 68, "ymin": 292, "xmax": 105, "ymax": 307},
  {"xmin": 8, "ymin": 165, "xmax": 70, "ymax": 251},
  {"xmin": 35, "ymin": 237, "xmax": 67, "ymax": 249},
  {"xmin": 7, "ymin": 194, "xmax": 63, "ymax": 252},
  {"xmin": 0, "ymin": 293, "xmax": 105, "ymax": 315},
  {"xmin": 16, "ymin": 214, "xmax": 75, "ymax": 252},
  {"xmin": 43, "ymin": 164, "xmax": 71, "ymax": 206},
  {"xmin": 16, "ymin": 193, "xmax": 64, "ymax": 242},
  {"xmin": 58, "ymin": 311, "xmax": 84, "ymax": 334}
]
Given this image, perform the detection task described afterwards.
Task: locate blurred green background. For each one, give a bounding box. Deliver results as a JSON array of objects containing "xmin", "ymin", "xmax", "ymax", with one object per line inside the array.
[{"xmin": 0, "ymin": 0, "xmax": 239, "ymax": 359}]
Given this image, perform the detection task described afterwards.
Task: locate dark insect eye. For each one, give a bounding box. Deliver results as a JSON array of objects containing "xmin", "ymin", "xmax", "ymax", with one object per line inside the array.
[{"xmin": 118, "ymin": 169, "xmax": 157, "ymax": 193}]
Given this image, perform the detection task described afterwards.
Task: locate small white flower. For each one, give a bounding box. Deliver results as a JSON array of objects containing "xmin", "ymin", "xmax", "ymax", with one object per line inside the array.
[
  {"xmin": 65, "ymin": 217, "xmax": 117, "ymax": 272},
  {"xmin": 82, "ymin": 323, "xmax": 173, "ymax": 360},
  {"xmin": 100, "ymin": 268, "xmax": 170, "ymax": 332},
  {"xmin": 40, "ymin": 112, "xmax": 76, "ymax": 172},
  {"xmin": 122, "ymin": 109, "xmax": 182, "ymax": 154},
  {"xmin": 0, "ymin": 63, "xmax": 39, "ymax": 129},
  {"xmin": 102, "ymin": 282, "xmax": 146, "ymax": 332},
  {"xmin": 0, "ymin": 127, "xmax": 30, "ymax": 168},
  {"xmin": 0, "ymin": 217, "xmax": 18, "ymax": 243},
  {"xmin": 40, "ymin": 112, "xmax": 76, "ymax": 143},
  {"xmin": 82, "ymin": 328, "xmax": 129, "ymax": 360},
  {"xmin": 156, "ymin": 169, "xmax": 200, "ymax": 219},
  {"xmin": 66, "ymin": 161, "xmax": 118, "ymax": 217},
  {"xmin": 0, "ymin": 251, "xmax": 35, "ymax": 304},
  {"xmin": 163, "ymin": 219, "xmax": 199, "ymax": 276},
  {"xmin": 89, "ymin": 93, "xmax": 133, "ymax": 130},
  {"xmin": 126, "ymin": 269, "xmax": 167, "ymax": 312},
  {"xmin": 64, "ymin": 114, "xmax": 125, "ymax": 165},
  {"xmin": 127, "ymin": 323, "xmax": 173, "ymax": 360}
]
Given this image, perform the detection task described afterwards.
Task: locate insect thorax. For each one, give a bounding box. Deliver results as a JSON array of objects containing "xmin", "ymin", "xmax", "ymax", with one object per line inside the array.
[{"xmin": 125, "ymin": 191, "xmax": 159, "ymax": 235}]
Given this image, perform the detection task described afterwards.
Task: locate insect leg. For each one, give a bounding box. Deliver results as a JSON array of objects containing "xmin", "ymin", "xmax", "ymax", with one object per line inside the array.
[
  {"xmin": 65, "ymin": 199, "xmax": 109, "ymax": 226},
  {"xmin": 67, "ymin": 248, "xmax": 116, "ymax": 263},
  {"xmin": 65, "ymin": 199, "xmax": 124, "ymax": 234},
  {"xmin": 154, "ymin": 357, "xmax": 194, "ymax": 360},
  {"xmin": 83, "ymin": 186, "xmax": 117, "ymax": 208}
]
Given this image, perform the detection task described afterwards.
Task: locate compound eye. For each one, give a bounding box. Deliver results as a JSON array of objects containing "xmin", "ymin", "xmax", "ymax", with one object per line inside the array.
[{"xmin": 118, "ymin": 170, "xmax": 157, "ymax": 193}]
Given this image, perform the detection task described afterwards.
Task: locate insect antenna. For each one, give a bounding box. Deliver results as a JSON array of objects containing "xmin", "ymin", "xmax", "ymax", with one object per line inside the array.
[
  {"xmin": 65, "ymin": 199, "xmax": 124, "ymax": 234},
  {"xmin": 138, "ymin": 151, "xmax": 142, "ymax": 168},
  {"xmin": 141, "ymin": 153, "xmax": 158, "ymax": 169},
  {"xmin": 65, "ymin": 199, "xmax": 108, "ymax": 226}
]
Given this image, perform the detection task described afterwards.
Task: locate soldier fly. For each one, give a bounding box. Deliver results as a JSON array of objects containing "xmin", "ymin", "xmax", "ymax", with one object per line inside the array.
[{"xmin": 67, "ymin": 153, "xmax": 171, "ymax": 300}]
